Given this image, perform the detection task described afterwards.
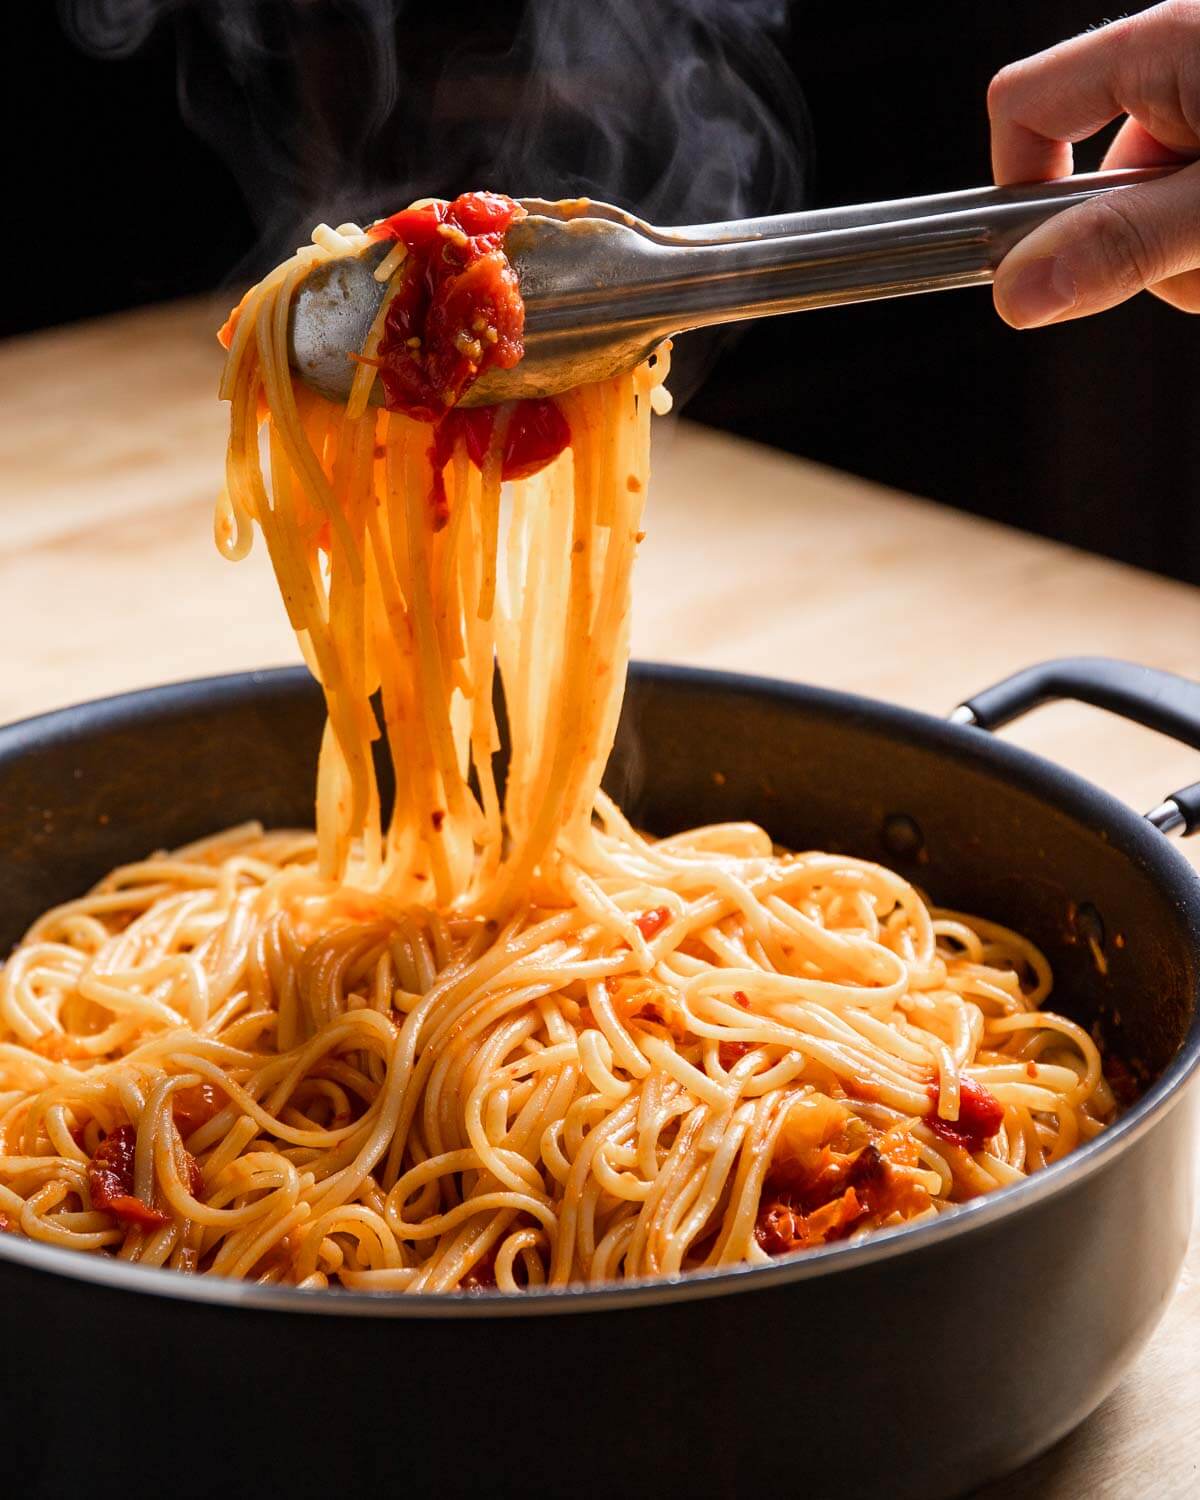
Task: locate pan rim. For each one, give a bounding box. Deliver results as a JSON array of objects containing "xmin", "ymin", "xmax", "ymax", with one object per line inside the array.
[{"xmin": 2, "ymin": 661, "xmax": 1197, "ymax": 1318}]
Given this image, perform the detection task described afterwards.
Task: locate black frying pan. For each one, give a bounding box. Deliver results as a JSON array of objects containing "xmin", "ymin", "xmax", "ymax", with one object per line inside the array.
[{"xmin": 1, "ymin": 657, "xmax": 1198, "ymax": 1500}]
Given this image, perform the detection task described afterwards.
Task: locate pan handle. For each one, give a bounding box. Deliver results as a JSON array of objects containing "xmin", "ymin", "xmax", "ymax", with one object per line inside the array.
[{"xmin": 949, "ymin": 656, "xmax": 1200, "ymax": 837}]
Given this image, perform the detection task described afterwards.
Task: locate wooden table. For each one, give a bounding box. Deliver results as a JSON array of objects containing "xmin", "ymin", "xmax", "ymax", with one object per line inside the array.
[{"xmin": 2, "ymin": 299, "xmax": 1197, "ymax": 1496}]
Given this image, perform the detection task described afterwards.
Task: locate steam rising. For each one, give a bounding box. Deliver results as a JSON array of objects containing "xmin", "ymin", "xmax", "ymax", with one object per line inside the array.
[
  {"xmin": 61, "ymin": 0, "xmax": 808, "ymax": 816},
  {"xmin": 61, "ymin": 0, "xmax": 809, "ymax": 257},
  {"xmin": 463, "ymin": 0, "xmax": 808, "ymax": 223}
]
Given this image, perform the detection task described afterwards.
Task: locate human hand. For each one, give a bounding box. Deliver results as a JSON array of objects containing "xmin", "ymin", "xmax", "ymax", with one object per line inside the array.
[{"xmin": 988, "ymin": 0, "xmax": 1200, "ymax": 327}]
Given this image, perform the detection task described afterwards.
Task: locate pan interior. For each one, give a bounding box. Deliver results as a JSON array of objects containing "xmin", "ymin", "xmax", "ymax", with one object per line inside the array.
[
  {"xmin": 1, "ymin": 665, "xmax": 1196, "ymax": 1081},
  {"xmin": 609, "ymin": 669, "xmax": 1200, "ymax": 1080}
]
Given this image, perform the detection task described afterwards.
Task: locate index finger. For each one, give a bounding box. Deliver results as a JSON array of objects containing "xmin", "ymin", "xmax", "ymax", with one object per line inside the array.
[{"xmin": 988, "ymin": 3, "xmax": 1200, "ymax": 184}]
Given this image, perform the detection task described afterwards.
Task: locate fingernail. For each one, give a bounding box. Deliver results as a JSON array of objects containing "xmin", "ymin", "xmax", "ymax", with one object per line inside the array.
[{"xmin": 1000, "ymin": 256, "xmax": 1077, "ymax": 327}]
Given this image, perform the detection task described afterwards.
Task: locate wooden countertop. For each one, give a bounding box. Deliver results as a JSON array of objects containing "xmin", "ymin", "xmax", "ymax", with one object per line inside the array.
[{"xmin": 2, "ymin": 299, "xmax": 1197, "ymax": 1495}]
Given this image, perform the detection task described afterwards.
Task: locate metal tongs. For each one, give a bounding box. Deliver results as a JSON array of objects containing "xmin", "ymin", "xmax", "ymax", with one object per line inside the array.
[{"xmin": 290, "ymin": 168, "xmax": 1173, "ymax": 408}]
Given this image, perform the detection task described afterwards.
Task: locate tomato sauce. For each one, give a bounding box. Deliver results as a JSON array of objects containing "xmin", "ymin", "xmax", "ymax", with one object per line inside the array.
[
  {"xmin": 756, "ymin": 1143, "xmax": 885, "ymax": 1254},
  {"xmin": 755, "ymin": 1130, "xmax": 931, "ymax": 1257},
  {"xmin": 925, "ymin": 1076, "xmax": 1005, "ymax": 1153},
  {"xmin": 87, "ymin": 1125, "xmax": 169, "ymax": 1229},
  {"xmin": 219, "ymin": 190, "xmax": 572, "ymax": 536},
  {"xmin": 719, "ymin": 1039, "xmax": 755, "ymax": 1069},
  {"xmin": 369, "ymin": 191, "xmax": 525, "ymax": 419},
  {"xmin": 603, "ymin": 978, "xmax": 670, "ymax": 1030},
  {"xmin": 366, "ymin": 192, "xmax": 571, "ymax": 527},
  {"xmin": 173, "ymin": 1082, "xmax": 223, "ymax": 1135},
  {"xmin": 427, "ymin": 397, "xmax": 570, "ymax": 529},
  {"xmin": 433, "ymin": 399, "xmax": 572, "ymax": 482},
  {"xmin": 757, "ymin": 1186, "xmax": 865, "ymax": 1254},
  {"xmin": 634, "ymin": 907, "xmax": 671, "ymax": 941}
]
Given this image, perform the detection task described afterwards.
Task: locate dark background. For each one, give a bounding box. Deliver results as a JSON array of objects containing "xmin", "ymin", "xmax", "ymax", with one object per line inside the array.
[{"xmin": 10, "ymin": 1, "xmax": 1198, "ymax": 582}]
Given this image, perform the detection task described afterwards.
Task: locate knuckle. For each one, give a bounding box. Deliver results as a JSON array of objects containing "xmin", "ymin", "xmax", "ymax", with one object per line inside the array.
[
  {"xmin": 1127, "ymin": 15, "xmax": 1200, "ymax": 137},
  {"xmin": 1172, "ymin": 24, "xmax": 1200, "ymax": 136},
  {"xmin": 1161, "ymin": 0, "xmax": 1200, "ymax": 35},
  {"xmin": 1087, "ymin": 195, "xmax": 1160, "ymax": 294},
  {"xmin": 1145, "ymin": 0, "xmax": 1200, "ymax": 64},
  {"xmin": 987, "ymin": 63, "xmax": 1022, "ymax": 119}
]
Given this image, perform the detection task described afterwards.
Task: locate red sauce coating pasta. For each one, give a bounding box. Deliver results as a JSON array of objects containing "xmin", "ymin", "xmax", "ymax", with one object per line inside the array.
[
  {"xmin": 369, "ymin": 192, "xmax": 526, "ymax": 420},
  {"xmin": 368, "ymin": 193, "xmax": 571, "ymax": 526},
  {"xmin": 635, "ymin": 907, "xmax": 671, "ymax": 941},
  {"xmin": 87, "ymin": 1125, "xmax": 168, "ymax": 1229},
  {"xmin": 926, "ymin": 1076, "xmax": 1006, "ymax": 1153}
]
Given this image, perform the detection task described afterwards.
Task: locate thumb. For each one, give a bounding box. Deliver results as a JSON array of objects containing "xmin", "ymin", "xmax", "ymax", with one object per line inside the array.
[{"xmin": 993, "ymin": 162, "xmax": 1200, "ymax": 328}]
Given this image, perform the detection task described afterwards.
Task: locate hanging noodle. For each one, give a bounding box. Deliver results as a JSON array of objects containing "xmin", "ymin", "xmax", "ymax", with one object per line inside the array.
[{"xmin": 0, "ymin": 212, "xmax": 1120, "ymax": 1292}]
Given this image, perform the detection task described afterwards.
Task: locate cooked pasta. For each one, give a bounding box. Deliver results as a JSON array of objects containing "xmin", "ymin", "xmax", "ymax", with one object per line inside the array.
[{"xmin": 0, "ymin": 199, "xmax": 1119, "ymax": 1291}]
